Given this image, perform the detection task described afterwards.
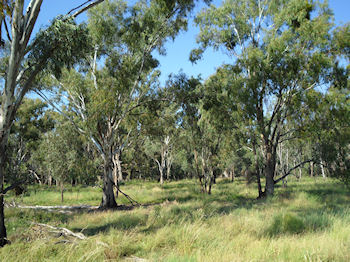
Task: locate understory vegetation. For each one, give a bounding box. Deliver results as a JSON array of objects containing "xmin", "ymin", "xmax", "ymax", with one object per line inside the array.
[{"xmin": 2, "ymin": 177, "xmax": 350, "ymax": 261}]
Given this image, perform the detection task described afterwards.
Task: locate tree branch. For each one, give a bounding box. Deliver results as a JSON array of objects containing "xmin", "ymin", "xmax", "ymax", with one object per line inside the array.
[
  {"xmin": 274, "ymin": 159, "xmax": 313, "ymax": 184},
  {"xmin": 71, "ymin": 0, "xmax": 104, "ymax": 18}
]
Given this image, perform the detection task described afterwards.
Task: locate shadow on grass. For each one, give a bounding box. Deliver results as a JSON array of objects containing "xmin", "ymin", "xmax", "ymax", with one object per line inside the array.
[{"xmin": 72, "ymin": 213, "xmax": 148, "ymax": 236}]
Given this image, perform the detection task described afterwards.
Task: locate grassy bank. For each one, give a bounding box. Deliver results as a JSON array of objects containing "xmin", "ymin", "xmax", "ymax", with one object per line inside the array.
[{"xmin": 2, "ymin": 177, "xmax": 350, "ymax": 261}]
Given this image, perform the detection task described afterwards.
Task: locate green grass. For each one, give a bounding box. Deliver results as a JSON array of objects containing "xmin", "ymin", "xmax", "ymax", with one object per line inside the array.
[{"xmin": 2, "ymin": 177, "xmax": 350, "ymax": 261}]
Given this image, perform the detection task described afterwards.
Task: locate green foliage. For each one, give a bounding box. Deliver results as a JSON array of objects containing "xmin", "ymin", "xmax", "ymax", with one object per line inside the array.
[
  {"xmin": 191, "ymin": 0, "xmax": 338, "ymax": 195},
  {"xmin": 332, "ymin": 23, "xmax": 350, "ymax": 60},
  {"xmin": 28, "ymin": 16, "xmax": 91, "ymax": 78},
  {"xmin": 5, "ymin": 99, "xmax": 54, "ymax": 188}
]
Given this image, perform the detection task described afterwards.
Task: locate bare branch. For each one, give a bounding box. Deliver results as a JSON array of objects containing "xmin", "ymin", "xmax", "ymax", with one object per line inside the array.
[
  {"xmin": 274, "ymin": 159, "xmax": 314, "ymax": 184},
  {"xmin": 71, "ymin": 0, "xmax": 104, "ymax": 19},
  {"xmin": 3, "ymin": 18, "xmax": 11, "ymax": 43}
]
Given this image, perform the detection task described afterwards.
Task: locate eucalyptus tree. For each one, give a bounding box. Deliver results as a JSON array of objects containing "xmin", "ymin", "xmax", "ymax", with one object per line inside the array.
[
  {"xmin": 169, "ymin": 73, "xmax": 223, "ymax": 193},
  {"xmin": 38, "ymin": 118, "xmax": 98, "ymax": 202},
  {"xmin": 5, "ymin": 98, "xmax": 54, "ymax": 188},
  {"xmin": 193, "ymin": 0, "xmax": 334, "ymax": 197},
  {"xmin": 142, "ymin": 88, "xmax": 179, "ymax": 184},
  {"xmin": 47, "ymin": 0, "xmax": 208, "ymax": 208},
  {"xmin": 308, "ymin": 23, "xmax": 350, "ymax": 185},
  {"xmin": 168, "ymin": 74, "xmax": 207, "ymax": 190},
  {"xmin": 39, "ymin": 125, "xmax": 76, "ymax": 203},
  {"xmin": 0, "ymin": 0, "xmax": 105, "ymax": 247}
]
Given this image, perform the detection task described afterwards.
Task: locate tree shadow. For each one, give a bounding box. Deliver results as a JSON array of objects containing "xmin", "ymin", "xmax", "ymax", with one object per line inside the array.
[
  {"xmin": 71, "ymin": 212, "xmax": 148, "ymax": 236},
  {"xmin": 70, "ymin": 179, "xmax": 350, "ymax": 237}
]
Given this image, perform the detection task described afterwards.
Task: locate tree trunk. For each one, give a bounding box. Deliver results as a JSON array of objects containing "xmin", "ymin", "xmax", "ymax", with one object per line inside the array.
[
  {"xmin": 114, "ymin": 152, "xmax": 123, "ymax": 182},
  {"xmin": 0, "ymin": 150, "xmax": 8, "ymax": 247},
  {"xmin": 208, "ymin": 166, "xmax": 214, "ymax": 195},
  {"xmin": 166, "ymin": 155, "xmax": 173, "ymax": 181},
  {"xmin": 48, "ymin": 174, "xmax": 52, "ymax": 186},
  {"xmin": 156, "ymin": 147, "xmax": 166, "ymax": 185},
  {"xmin": 264, "ymin": 147, "xmax": 276, "ymax": 196},
  {"xmin": 212, "ymin": 169, "xmax": 217, "ymax": 184},
  {"xmin": 231, "ymin": 165, "xmax": 235, "ymax": 182},
  {"xmin": 310, "ymin": 161, "xmax": 314, "ymax": 177},
  {"xmin": 194, "ymin": 149, "xmax": 204, "ymax": 192},
  {"xmin": 101, "ymin": 157, "xmax": 117, "ymax": 208},
  {"xmin": 60, "ymin": 181, "xmax": 64, "ymax": 203},
  {"xmin": 112, "ymin": 154, "xmax": 119, "ymax": 198},
  {"xmin": 253, "ymin": 142, "xmax": 263, "ymax": 198},
  {"xmin": 159, "ymin": 166, "xmax": 164, "ymax": 185},
  {"xmin": 320, "ymin": 159, "xmax": 326, "ymax": 178},
  {"xmin": 201, "ymin": 156, "xmax": 207, "ymax": 193}
]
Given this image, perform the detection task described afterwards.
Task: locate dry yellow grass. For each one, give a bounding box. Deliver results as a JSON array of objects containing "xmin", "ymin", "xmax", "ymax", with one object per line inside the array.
[{"xmin": 2, "ymin": 177, "xmax": 350, "ymax": 261}]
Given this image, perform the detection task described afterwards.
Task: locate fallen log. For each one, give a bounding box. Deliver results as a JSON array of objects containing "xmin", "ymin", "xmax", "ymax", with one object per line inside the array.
[
  {"xmin": 8, "ymin": 203, "xmax": 99, "ymax": 213},
  {"xmin": 32, "ymin": 223, "xmax": 87, "ymax": 240}
]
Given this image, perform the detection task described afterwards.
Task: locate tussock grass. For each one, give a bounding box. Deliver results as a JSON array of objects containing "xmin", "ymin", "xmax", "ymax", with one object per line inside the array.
[{"xmin": 2, "ymin": 177, "xmax": 350, "ymax": 261}]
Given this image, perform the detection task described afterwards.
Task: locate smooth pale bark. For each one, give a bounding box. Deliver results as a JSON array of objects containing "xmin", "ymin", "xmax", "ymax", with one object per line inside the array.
[
  {"xmin": 48, "ymin": 174, "xmax": 52, "ymax": 186},
  {"xmin": 200, "ymin": 153, "xmax": 214, "ymax": 194},
  {"xmin": 320, "ymin": 159, "xmax": 326, "ymax": 178},
  {"xmin": 157, "ymin": 136, "xmax": 171, "ymax": 184},
  {"xmin": 166, "ymin": 154, "xmax": 173, "ymax": 181},
  {"xmin": 112, "ymin": 155, "xmax": 118, "ymax": 197},
  {"xmin": 116, "ymin": 153, "xmax": 123, "ymax": 182},
  {"xmin": 155, "ymin": 137, "xmax": 170, "ymax": 185},
  {"xmin": 155, "ymin": 157, "xmax": 165, "ymax": 185},
  {"xmin": 112, "ymin": 152, "xmax": 123, "ymax": 198}
]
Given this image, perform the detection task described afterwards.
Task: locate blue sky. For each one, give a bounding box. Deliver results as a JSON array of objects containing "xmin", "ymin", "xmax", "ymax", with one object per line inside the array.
[{"xmin": 32, "ymin": 0, "xmax": 350, "ymax": 84}]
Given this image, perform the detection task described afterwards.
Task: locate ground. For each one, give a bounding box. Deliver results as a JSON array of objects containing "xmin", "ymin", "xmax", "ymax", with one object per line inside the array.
[{"xmin": 1, "ymin": 177, "xmax": 350, "ymax": 261}]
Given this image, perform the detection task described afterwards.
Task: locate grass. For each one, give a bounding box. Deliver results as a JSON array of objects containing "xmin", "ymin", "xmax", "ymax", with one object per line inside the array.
[{"xmin": 2, "ymin": 177, "xmax": 350, "ymax": 261}]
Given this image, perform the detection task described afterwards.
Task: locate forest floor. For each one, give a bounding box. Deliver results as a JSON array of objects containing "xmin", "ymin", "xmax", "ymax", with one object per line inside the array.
[{"xmin": 1, "ymin": 177, "xmax": 350, "ymax": 261}]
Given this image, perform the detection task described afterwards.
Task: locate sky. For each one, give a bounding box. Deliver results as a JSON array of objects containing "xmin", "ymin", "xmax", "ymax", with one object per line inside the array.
[{"xmin": 29, "ymin": 0, "xmax": 350, "ymax": 84}]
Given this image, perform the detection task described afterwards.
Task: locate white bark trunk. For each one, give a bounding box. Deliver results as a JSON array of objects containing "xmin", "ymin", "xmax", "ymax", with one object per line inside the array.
[{"xmin": 320, "ymin": 159, "xmax": 326, "ymax": 178}]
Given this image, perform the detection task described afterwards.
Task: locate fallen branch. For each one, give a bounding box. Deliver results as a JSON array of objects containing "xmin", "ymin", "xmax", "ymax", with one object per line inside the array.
[
  {"xmin": 15, "ymin": 204, "xmax": 98, "ymax": 210},
  {"xmin": 32, "ymin": 223, "xmax": 87, "ymax": 240},
  {"xmin": 117, "ymin": 187, "xmax": 140, "ymax": 207},
  {"xmin": 125, "ymin": 256, "xmax": 149, "ymax": 262},
  {"xmin": 110, "ymin": 178, "xmax": 140, "ymax": 206}
]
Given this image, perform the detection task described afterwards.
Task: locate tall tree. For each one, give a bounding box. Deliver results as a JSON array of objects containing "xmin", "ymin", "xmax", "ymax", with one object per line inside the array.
[
  {"xmin": 193, "ymin": 0, "xmax": 334, "ymax": 197},
  {"xmin": 142, "ymin": 89, "xmax": 178, "ymax": 184},
  {"xmin": 45, "ymin": 0, "xmax": 207, "ymax": 208},
  {"xmin": 0, "ymin": 0, "xmax": 105, "ymax": 247}
]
